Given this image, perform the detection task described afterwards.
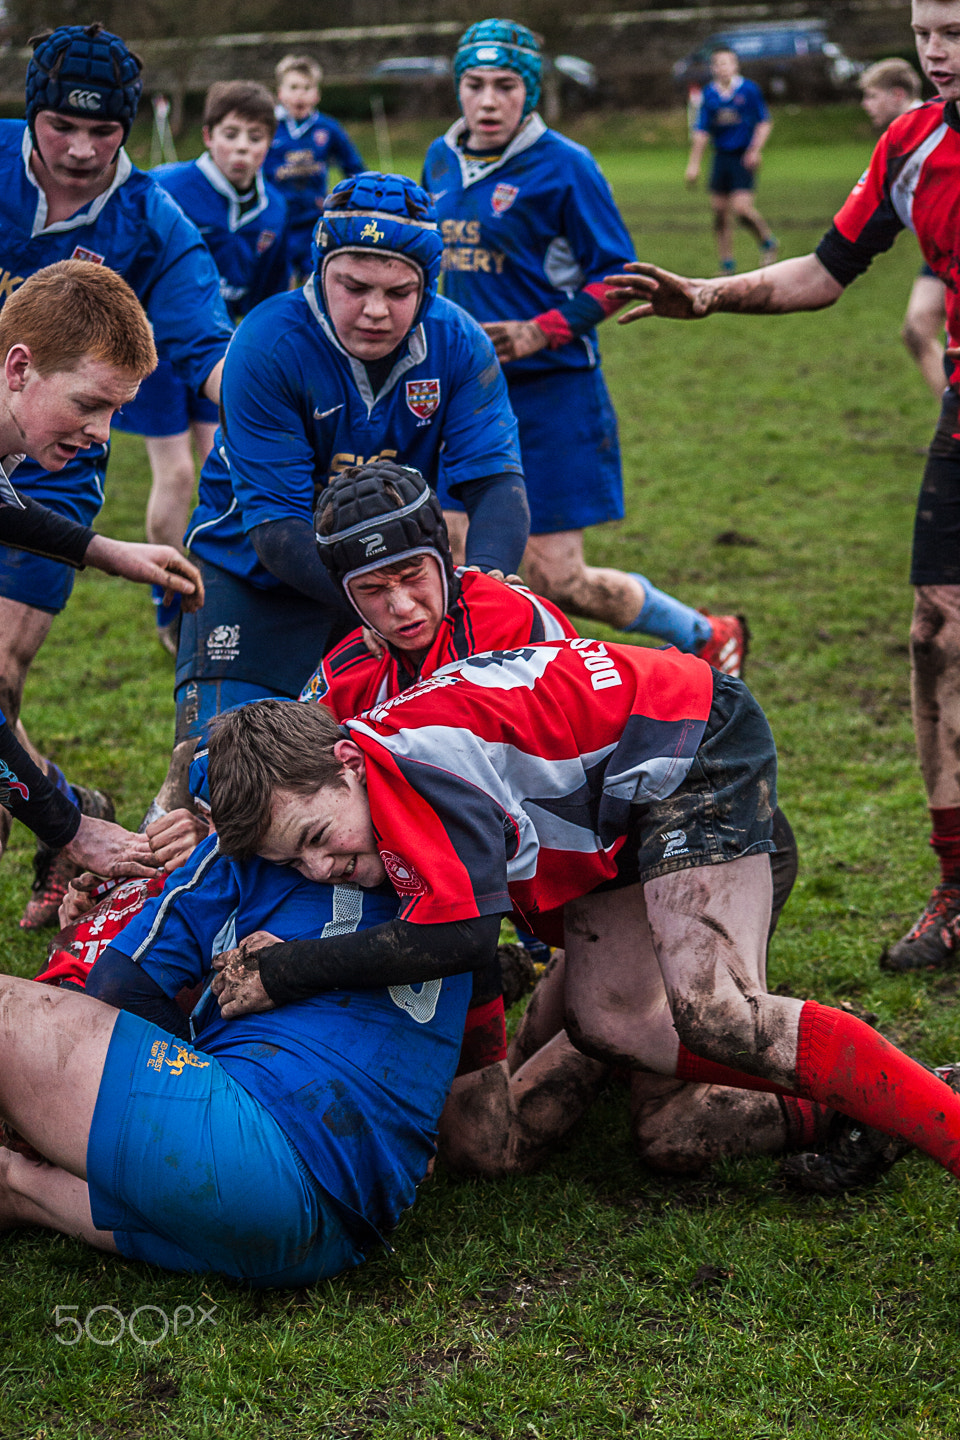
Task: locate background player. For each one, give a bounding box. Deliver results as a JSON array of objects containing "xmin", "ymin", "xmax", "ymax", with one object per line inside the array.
[
  {"xmin": 157, "ymin": 171, "xmax": 528, "ymax": 819},
  {"xmin": 605, "ymin": 0, "xmax": 960, "ymax": 973},
  {"xmin": 264, "ymin": 54, "xmax": 364, "ymax": 282},
  {"xmin": 114, "ymin": 79, "xmax": 290, "ymax": 654},
  {"xmin": 423, "ymin": 20, "xmax": 747, "ymax": 676},
  {"xmin": 0, "ymin": 24, "xmax": 231, "ymax": 927},
  {"xmin": 685, "ymin": 45, "xmax": 777, "ymax": 274},
  {"xmin": 858, "ymin": 57, "xmax": 947, "ymax": 401}
]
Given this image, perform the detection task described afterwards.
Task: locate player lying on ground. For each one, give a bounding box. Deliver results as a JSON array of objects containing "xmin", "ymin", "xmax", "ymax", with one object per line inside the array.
[
  {"xmin": 0, "ymin": 809, "xmax": 469, "ymax": 1285},
  {"xmin": 603, "ymin": 0, "xmax": 960, "ymax": 974},
  {"xmin": 206, "ymin": 657, "xmax": 960, "ymax": 1203}
]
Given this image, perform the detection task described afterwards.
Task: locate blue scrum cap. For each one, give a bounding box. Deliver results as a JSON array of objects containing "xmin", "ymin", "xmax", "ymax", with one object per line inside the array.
[
  {"xmin": 26, "ymin": 23, "xmax": 143, "ymax": 143},
  {"xmin": 454, "ymin": 19, "xmax": 542, "ymax": 116}
]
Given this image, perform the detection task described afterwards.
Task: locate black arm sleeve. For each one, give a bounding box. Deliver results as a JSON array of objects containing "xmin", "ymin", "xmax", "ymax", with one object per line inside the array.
[
  {"xmin": 0, "ymin": 494, "xmax": 94, "ymax": 567},
  {"xmin": 258, "ymin": 912, "xmax": 503, "ymax": 1005},
  {"xmin": 815, "ymin": 223, "xmax": 886, "ymax": 289},
  {"xmin": 86, "ymin": 945, "xmax": 193, "ymax": 1040},
  {"xmin": 0, "ymin": 717, "xmax": 80, "ymax": 848},
  {"xmin": 249, "ymin": 515, "xmax": 357, "ymax": 616},
  {"xmin": 453, "ymin": 472, "xmax": 530, "ymax": 574}
]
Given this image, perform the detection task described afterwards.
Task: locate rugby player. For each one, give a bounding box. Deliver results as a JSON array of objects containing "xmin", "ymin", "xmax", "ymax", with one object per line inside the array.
[
  {"xmin": 159, "ymin": 171, "xmax": 528, "ymax": 815},
  {"xmin": 604, "ymin": 0, "xmax": 960, "ymax": 972},
  {"xmin": 858, "ymin": 57, "xmax": 947, "ymax": 401},
  {"xmin": 113, "ymin": 79, "xmax": 290, "ymax": 654},
  {"xmin": 264, "ymin": 54, "xmax": 364, "ymax": 280},
  {"xmin": 685, "ymin": 46, "xmax": 777, "ymax": 274},
  {"xmin": 0, "ymin": 814, "xmax": 469, "ymax": 1285},
  {"xmin": 0, "ymin": 23, "xmax": 232, "ymax": 926},
  {"xmin": 207, "ymin": 655, "xmax": 960, "ymax": 1201},
  {"xmin": 422, "ymin": 20, "xmax": 747, "ymax": 677}
]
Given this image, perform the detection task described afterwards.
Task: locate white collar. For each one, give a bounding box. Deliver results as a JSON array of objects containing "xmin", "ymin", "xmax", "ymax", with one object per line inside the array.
[
  {"xmin": 23, "ymin": 128, "xmax": 132, "ymax": 238},
  {"xmin": 196, "ymin": 151, "xmax": 269, "ymax": 230},
  {"xmin": 302, "ymin": 275, "xmax": 427, "ymax": 416},
  {"xmin": 0, "ymin": 454, "xmax": 25, "ymax": 510},
  {"xmin": 443, "ymin": 112, "xmax": 546, "ymax": 188},
  {"xmin": 277, "ymin": 107, "xmax": 322, "ymax": 139},
  {"xmin": 713, "ymin": 76, "xmax": 745, "ymax": 99}
]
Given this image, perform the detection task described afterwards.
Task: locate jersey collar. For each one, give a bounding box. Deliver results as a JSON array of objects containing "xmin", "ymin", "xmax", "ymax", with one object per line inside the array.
[
  {"xmin": 302, "ymin": 274, "xmax": 428, "ymax": 417},
  {"xmin": 277, "ymin": 106, "xmax": 322, "ymax": 139},
  {"xmin": 23, "ymin": 128, "xmax": 133, "ymax": 238},
  {"xmin": 443, "ymin": 112, "xmax": 547, "ymax": 189},
  {"xmin": 196, "ymin": 150, "xmax": 270, "ymax": 230},
  {"xmin": 0, "ymin": 454, "xmax": 25, "ymax": 510}
]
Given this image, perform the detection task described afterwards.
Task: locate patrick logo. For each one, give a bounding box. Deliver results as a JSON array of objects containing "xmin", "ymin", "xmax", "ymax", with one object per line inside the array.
[
  {"xmin": 491, "ymin": 183, "xmax": 519, "ymax": 216},
  {"xmin": 406, "ymin": 378, "xmax": 441, "ymax": 420}
]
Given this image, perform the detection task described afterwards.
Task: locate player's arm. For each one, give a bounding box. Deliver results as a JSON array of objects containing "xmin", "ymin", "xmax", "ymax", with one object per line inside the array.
[
  {"xmin": 332, "ymin": 122, "xmax": 365, "ymax": 178},
  {"xmin": 141, "ymin": 196, "xmax": 232, "ymax": 404},
  {"xmin": 685, "ymin": 129, "xmax": 709, "ymax": 185},
  {"xmin": 605, "ymin": 252, "xmax": 843, "ymax": 322},
  {"xmin": 743, "ymin": 118, "xmax": 772, "ymax": 170},
  {"xmin": 212, "ymin": 912, "xmax": 503, "ymax": 1015}
]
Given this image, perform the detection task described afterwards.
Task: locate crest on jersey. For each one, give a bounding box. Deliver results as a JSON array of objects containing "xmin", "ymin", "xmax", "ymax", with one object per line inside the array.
[
  {"xmin": 70, "ymin": 246, "xmax": 105, "ymax": 265},
  {"xmin": 406, "ymin": 378, "xmax": 441, "ymax": 419},
  {"xmin": 380, "ymin": 850, "xmax": 427, "ymax": 895},
  {"xmin": 256, "ymin": 229, "xmax": 276, "ymax": 254},
  {"xmin": 313, "ymin": 128, "xmax": 329, "ymax": 146},
  {"xmin": 491, "ymin": 183, "xmax": 519, "ymax": 216},
  {"xmin": 437, "ymin": 646, "xmax": 561, "ymax": 691}
]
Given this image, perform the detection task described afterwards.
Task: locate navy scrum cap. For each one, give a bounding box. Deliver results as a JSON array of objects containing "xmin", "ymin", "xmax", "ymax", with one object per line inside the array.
[
  {"xmin": 26, "ymin": 23, "xmax": 143, "ymax": 143},
  {"xmin": 315, "ymin": 460, "xmax": 455, "ymax": 626}
]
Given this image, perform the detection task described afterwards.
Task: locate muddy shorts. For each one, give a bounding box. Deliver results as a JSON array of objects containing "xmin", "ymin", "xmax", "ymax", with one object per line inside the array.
[
  {"xmin": 601, "ymin": 670, "xmax": 777, "ymax": 889},
  {"xmin": 911, "ymin": 386, "xmax": 960, "ymax": 586}
]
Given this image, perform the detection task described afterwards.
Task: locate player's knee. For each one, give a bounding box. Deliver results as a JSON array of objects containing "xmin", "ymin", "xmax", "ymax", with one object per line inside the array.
[
  {"xmin": 437, "ymin": 1063, "xmax": 518, "ymax": 1177},
  {"xmin": 910, "ymin": 588, "xmax": 960, "ymax": 672},
  {"xmin": 669, "ymin": 992, "xmax": 759, "ymax": 1070},
  {"xmin": 902, "ymin": 320, "xmax": 927, "ymax": 359}
]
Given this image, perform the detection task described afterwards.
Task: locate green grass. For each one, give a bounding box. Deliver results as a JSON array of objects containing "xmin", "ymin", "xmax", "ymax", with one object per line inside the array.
[{"xmin": 3, "ymin": 105, "xmax": 960, "ymax": 1437}]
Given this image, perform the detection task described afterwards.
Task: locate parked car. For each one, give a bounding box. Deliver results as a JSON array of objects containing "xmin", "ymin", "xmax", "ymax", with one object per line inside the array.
[{"xmin": 673, "ymin": 20, "xmax": 861, "ymax": 100}]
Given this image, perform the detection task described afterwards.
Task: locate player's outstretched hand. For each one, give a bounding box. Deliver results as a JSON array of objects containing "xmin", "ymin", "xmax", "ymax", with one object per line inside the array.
[
  {"xmin": 604, "ymin": 262, "xmax": 713, "ymax": 323},
  {"xmin": 482, "ymin": 319, "xmax": 549, "ymax": 363},
  {"xmin": 64, "ymin": 815, "xmax": 159, "ymax": 880},
  {"xmin": 211, "ymin": 930, "xmax": 280, "ymax": 1018},
  {"xmin": 146, "ymin": 807, "xmax": 211, "ymax": 872},
  {"xmin": 82, "ymin": 536, "xmax": 206, "ymax": 612}
]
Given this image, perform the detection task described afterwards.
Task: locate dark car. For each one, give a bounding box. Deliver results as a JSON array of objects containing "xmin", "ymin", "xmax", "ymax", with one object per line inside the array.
[{"xmin": 673, "ymin": 20, "xmax": 861, "ymax": 100}]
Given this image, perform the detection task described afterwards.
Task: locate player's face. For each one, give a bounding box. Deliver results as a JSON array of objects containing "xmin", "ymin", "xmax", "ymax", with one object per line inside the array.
[
  {"xmin": 323, "ymin": 253, "xmax": 422, "ymax": 359},
  {"xmin": 458, "ymin": 68, "xmax": 527, "ymax": 149},
  {"xmin": 860, "ymin": 84, "xmax": 912, "ymax": 129},
  {"xmin": 258, "ymin": 756, "xmax": 387, "ymax": 888},
  {"xmin": 348, "ymin": 554, "xmax": 446, "ymax": 655},
  {"xmin": 278, "ymin": 74, "xmax": 320, "ymax": 120},
  {"xmin": 913, "ymin": 0, "xmax": 960, "ymax": 100},
  {"xmin": 709, "ymin": 50, "xmax": 740, "ymax": 85},
  {"xmin": 203, "ymin": 111, "xmax": 272, "ymax": 193},
  {"xmin": 3, "ymin": 350, "xmax": 140, "ymax": 470},
  {"xmin": 31, "ymin": 111, "xmax": 125, "ymax": 202}
]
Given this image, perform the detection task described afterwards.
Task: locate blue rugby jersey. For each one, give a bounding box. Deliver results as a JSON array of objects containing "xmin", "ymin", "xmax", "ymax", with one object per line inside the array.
[
  {"xmin": 150, "ymin": 154, "xmax": 290, "ymax": 322},
  {"xmin": 0, "ymin": 120, "xmax": 232, "ymax": 523},
  {"xmin": 186, "ymin": 278, "xmax": 523, "ymax": 587},
  {"xmin": 422, "ymin": 115, "xmax": 635, "ymax": 374},
  {"xmin": 264, "ymin": 109, "xmax": 364, "ymax": 260},
  {"xmin": 696, "ymin": 78, "xmax": 769, "ymax": 153},
  {"xmin": 106, "ymin": 833, "xmax": 471, "ymax": 1246}
]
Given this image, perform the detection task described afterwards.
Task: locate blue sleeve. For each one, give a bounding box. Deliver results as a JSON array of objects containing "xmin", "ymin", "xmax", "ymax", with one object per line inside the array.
[
  {"xmin": 748, "ymin": 81, "xmax": 770, "ymax": 125},
  {"xmin": 436, "ymin": 314, "xmax": 524, "ymax": 491},
  {"xmin": 244, "ymin": 199, "xmax": 293, "ymax": 312},
  {"xmin": 329, "ymin": 119, "xmax": 365, "ymax": 177},
  {"xmin": 106, "ymin": 836, "xmax": 239, "ymax": 997},
  {"xmin": 137, "ymin": 193, "xmax": 233, "ymax": 391},
  {"xmin": 555, "ymin": 148, "xmax": 636, "ymax": 288},
  {"xmin": 695, "ymin": 91, "xmax": 713, "ymax": 134},
  {"xmin": 219, "ymin": 307, "xmax": 319, "ymax": 534},
  {"xmin": 457, "ymin": 472, "xmax": 529, "ymax": 573},
  {"xmin": 86, "ymin": 949, "xmax": 193, "ymax": 1039}
]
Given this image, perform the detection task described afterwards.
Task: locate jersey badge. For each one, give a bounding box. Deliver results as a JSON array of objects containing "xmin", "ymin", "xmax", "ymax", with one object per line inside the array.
[
  {"xmin": 70, "ymin": 246, "xmax": 105, "ymax": 265},
  {"xmin": 360, "ymin": 221, "xmax": 385, "ymax": 243},
  {"xmin": 491, "ymin": 183, "xmax": 519, "ymax": 216},
  {"xmin": 256, "ymin": 229, "xmax": 276, "ymax": 254},
  {"xmin": 313, "ymin": 128, "xmax": 329, "ymax": 146},
  {"xmin": 299, "ymin": 668, "xmax": 330, "ymax": 703},
  {"xmin": 206, "ymin": 624, "xmax": 240, "ymax": 662},
  {"xmin": 380, "ymin": 850, "xmax": 427, "ymax": 896},
  {"xmin": 406, "ymin": 378, "xmax": 441, "ymax": 420}
]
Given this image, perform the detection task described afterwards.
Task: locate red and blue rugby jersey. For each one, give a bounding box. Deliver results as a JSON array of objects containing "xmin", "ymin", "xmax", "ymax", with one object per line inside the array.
[
  {"xmin": 300, "ymin": 568, "xmax": 576, "ymax": 716},
  {"xmin": 816, "ymin": 99, "xmax": 960, "ymax": 385},
  {"xmin": 343, "ymin": 639, "xmax": 715, "ymax": 928}
]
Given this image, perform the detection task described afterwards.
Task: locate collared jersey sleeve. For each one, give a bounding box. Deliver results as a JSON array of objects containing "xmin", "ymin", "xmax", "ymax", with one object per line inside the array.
[{"xmin": 328, "ymin": 118, "xmax": 365, "ymax": 177}]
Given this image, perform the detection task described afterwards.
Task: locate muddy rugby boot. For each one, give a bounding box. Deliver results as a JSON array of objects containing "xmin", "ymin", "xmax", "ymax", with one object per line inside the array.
[
  {"xmin": 696, "ymin": 612, "xmax": 749, "ymax": 679},
  {"xmin": 880, "ymin": 881, "xmax": 960, "ymax": 971}
]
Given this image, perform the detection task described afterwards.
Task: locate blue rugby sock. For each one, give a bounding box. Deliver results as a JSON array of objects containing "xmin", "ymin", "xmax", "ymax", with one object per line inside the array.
[{"xmin": 625, "ymin": 575, "xmax": 712, "ymax": 652}]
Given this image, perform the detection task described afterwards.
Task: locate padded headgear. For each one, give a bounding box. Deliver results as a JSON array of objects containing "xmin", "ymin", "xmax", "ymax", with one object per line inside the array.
[
  {"xmin": 315, "ymin": 460, "xmax": 455, "ymax": 628},
  {"xmin": 454, "ymin": 18, "xmax": 542, "ymax": 117},
  {"xmin": 26, "ymin": 24, "xmax": 143, "ymax": 144},
  {"xmin": 311, "ymin": 172, "xmax": 442, "ymax": 330}
]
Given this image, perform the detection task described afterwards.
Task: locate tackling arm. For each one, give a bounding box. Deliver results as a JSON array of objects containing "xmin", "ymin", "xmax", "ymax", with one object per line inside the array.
[{"xmin": 605, "ymin": 252, "xmax": 843, "ymax": 323}]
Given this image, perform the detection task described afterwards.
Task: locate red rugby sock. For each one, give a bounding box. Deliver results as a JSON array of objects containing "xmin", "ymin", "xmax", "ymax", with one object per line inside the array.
[
  {"xmin": 676, "ymin": 1042, "xmax": 790, "ymax": 1095},
  {"xmin": 930, "ymin": 806, "xmax": 960, "ymax": 884},
  {"xmin": 794, "ymin": 1000, "xmax": 960, "ymax": 1176},
  {"xmin": 456, "ymin": 996, "xmax": 507, "ymax": 1075}
]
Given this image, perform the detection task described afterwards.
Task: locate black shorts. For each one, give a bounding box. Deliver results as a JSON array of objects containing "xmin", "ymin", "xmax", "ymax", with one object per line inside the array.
[
  {"xmin": 709, "ymin": 149, "xmax": 754, "ymax": 195},
  {"xmin": 600, "ymin": 671, "xmax": 778, "ymax": 890},
  {"xmin": 911, "ymin": 387, "xmax": 960, "ymax": 586}
]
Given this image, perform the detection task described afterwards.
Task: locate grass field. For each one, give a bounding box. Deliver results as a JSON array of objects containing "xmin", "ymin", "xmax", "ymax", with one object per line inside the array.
[{"xmin": 2, "ymin": 104, "xmax": 960, "ymax": 1438}]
